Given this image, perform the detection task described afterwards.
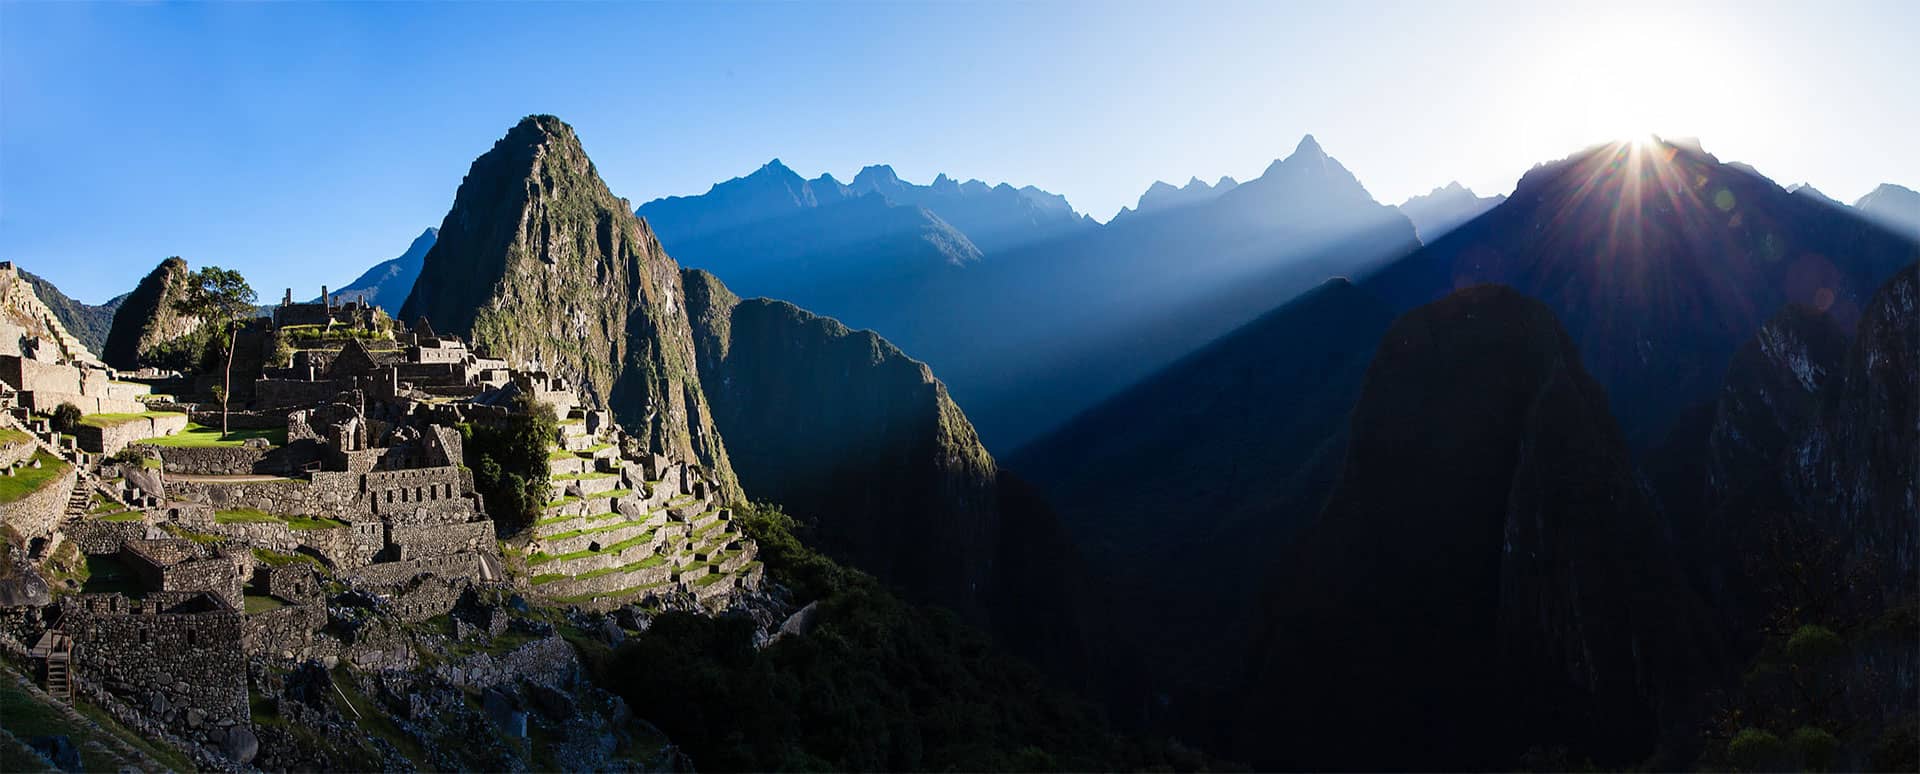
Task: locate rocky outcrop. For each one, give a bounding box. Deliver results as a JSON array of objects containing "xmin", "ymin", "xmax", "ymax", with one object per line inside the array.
[
  {"xmin": 102, "ymin": 257, "xmax": 199, "ymax": 371},
  {"xmin": 1795, "ymin": 263, "xmax": 1919, "ymax": 584},
  {"xmin": 1233, "ymin": 285, "xmax": 1718, "ymax": 770},
  {"xmin": 399, "ymin": 116, "xmax": 738, "ymax": 498},
  {"xmin": 683, "ymin": 269, "xmax": 1088, "ymax": 676}
]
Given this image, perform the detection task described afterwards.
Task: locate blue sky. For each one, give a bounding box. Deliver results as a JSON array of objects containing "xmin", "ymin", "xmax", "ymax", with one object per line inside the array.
[{"xmin": 3, "ymin": 0, "xmax": 1914, "ymax": 304}]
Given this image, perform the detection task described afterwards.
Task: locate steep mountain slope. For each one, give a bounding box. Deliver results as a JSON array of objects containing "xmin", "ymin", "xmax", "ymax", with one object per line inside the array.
[
  {"xmin": 1008, "ymin": 277, "xmax": 1395, "ymax": 724},
  {"xmin": 682, "ymin": 269, "xmax": 1088, "ymax": 676},
  {"xmin": 1853, "ymin": 182, "xmax": 1920, "ymax": 240},
  {"xmin": 328, "ymin": 227, "xmax": 437, "ymax": 311},
  {"xmin": 398, "ymin": 116, "xmax": 737, "ymax": 495},
  {"xmin": 1395, "ymin": 180, "xmax": 1505, "ymax": 241},
  {"xmin": 102, "ymin": 256, "xmax": 200, "ymax": 371},
  {"xmin": 1364, "ymin": 140, "xmax": 1920, "ymax": 446},
  {"xmin": 0, "ymin": 262, "xmax": 106, "ymax": 365},
  {"xmin": 15, "ymin": 268, "xmax": 123, "ymax": 356},
  {"xmin": 1233, "ymin": 285, "xmax": 1718, "ymax": 770}
]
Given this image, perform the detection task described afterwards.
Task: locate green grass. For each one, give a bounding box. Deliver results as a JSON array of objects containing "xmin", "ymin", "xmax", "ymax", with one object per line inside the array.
[
  {"xmin": 0, "ymin": 450, "xmax": 68, "ymax": 505},
  {"xmin": 692, "ymin": 570, "xmax": 729, "ymax": 587},
  {"xmin": 535, "ymin": 553, "xmax": 671, "ymax": 585},
  {"xmin": 598, "ymin": 488, "xmax": 634, "ymax": 499},
  {"xmin": 215, "ymin": 507, "xmax": 281, "ymax": 524},
  {"xmin": 96, "ymin": 510, "xmax": 144, "ymax": 523},
  {"xmin": 244, "ymin": 594, "xmax": 286, "ymax": 614},
  {"xmin": 553, "ymin": 471, "xmax": 618, "ymax": 481},
  {"xmin": 577, "ymin": 442, "xmax": 613, "ymax": 454},
  {"xmin": 161, "ymin": 523, "xmax": 223, "ymax": 545},
  {"xmin": 552, "ymin": 580, "xmax": 667, "ymax": 605},
  {"xmin": 0, "ymin": 658, "xmax": 192, "ymax": 772},
  {"xmin": 213, "ymin": 509, "xmax": 344, "ymax": 530},
  {"xmin": 0, "ymin": 427, "xmax": 28, "ymax": 446},
  {"xmin": 543, "ymin": 495, "xmax": 579, "ymax": 510},
  {"xmin": 78, "ymin": 555, "xmax": 142, "ymax": 596},
  {"xmin": 545, "ymin": 518, "xmax": 648, "ymax": 542},
  {"xmin": 138, "ymin": 422, "xmax": 285, "ymax": 448},
  {"xmin": 526, "ymin": 530, "xmax": 657, "ymax": 565},
  {"xmin": 548, "ymin": 449, "xmax": 579, "ymax": 461},
  {"xmin": 253, "ymin": 548, "xmax": 323, "ymax": 568},
  {"xmin": 75, "ymin": 410, "xmax": 184, "ymax": 429}
]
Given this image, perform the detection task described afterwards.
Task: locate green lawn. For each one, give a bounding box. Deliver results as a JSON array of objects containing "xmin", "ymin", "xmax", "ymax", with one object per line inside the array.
[
  {"xmin": 0, "ymin": 450, "xmax": 68, "ymax": 505},
  {"xmin": 526, "ymin": 530, "xmax": 656, "ymax": 565},
  {"xmin": 97, "ymin": 511, "xmax": 144, "ymax": 523},
  {"xmin": 79, "ymin": 555, "xmax": 142, "ymax": 595},
  {"xmin": 243, "ymin": 594, "xmax": 286, "ymax": 614},
  {"xmin": 0, "ymin": 427, "xmax": 28, "ymax": 445},
  {"xmin": 214, "ymin": 508, "xmax": 281, "ymax": 524},
  {"xmin": 139, "ymin": 422, "xmax": 286, "ymax": 448},
  {"xmin": 76, "ymin": 410, "xmax": 184, "ymax": 430},
  {"xmin": 286, "ymin": 515, "xmax": 347, "ymax": 530}
]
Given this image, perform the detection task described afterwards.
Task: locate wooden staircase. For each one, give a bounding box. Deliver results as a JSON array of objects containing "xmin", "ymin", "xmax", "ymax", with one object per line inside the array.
[{"xmin": 29, "ymin": 631, "xmax": 75, "ymax": 701}]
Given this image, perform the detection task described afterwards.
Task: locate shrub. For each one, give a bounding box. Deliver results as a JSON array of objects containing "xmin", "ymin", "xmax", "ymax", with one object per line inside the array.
[
  {"xmin": 50, "ymin": 403, "xmax": 83, "ymax": 433},
  {"xmin": 1789, "ymin": 726, "xmax": 1839, "ymax": 771},
  {"xmin": 1728, "ymin": 728, "xmax": 1788, "ymax": 771}
]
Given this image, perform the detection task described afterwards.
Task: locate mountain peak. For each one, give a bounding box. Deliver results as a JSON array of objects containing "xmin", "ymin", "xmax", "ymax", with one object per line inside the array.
[
  {"xmin": 852, "ymin": 164, "xmax": 903, "ymax": 190},
  {"xmin": 1290, "ymin": 133, "xmax": 1326, "ymax": 160}
]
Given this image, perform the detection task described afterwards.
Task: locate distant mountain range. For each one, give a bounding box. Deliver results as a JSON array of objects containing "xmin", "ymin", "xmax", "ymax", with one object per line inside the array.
[
  {"xmin": 1394, "ymin": 180, "xmax": 1505, "ymax": 241},
  {"xmin": 324, "ymin": 227, "xmax": 437, "ymax": 311},
  {"xmin": 1853, "ymin": 182, "xmax": 1920, "ymax": 239}
]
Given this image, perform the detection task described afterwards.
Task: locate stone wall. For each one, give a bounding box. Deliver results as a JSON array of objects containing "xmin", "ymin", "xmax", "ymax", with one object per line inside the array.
[
  {"xmin": 0, "ymin": 433, "xmax": 33, "ymax": 470},
  {"xmin": 386, "ymin": 574, "xmax": 466, "ymax": 623},
  {"xmin": 1, "ymin": 461, "xmax": 73, "ymax": 541},
  {"xmin": 431, "ymin": 635, "xmax": 578, "ymax": 690},
  {"xmin": 165, "ymin": 475, "xmax": 353, "ymax": 519},
  {"xmin": 65, "ymin": 520, "xmax": 148, "ymax": 555},
  {"xmin": 76, "ymin": 412, "xmax": 189, "ymax": 455},
  {"xmin": 364, "ymin": 466, "xmax": 473, "ymax": 522},
  {"xmin": 242, "ymin": 603, "xmax": 327, "ymax": 661},
  {"xmin": 390, "ymin": 521, "xmax": 493, "ymax": 561},
  {"xmin": 344, "ymin": 551, "xmax": 491, "ymax": 588},
  {"xmin": 61, "ymin": 592, "xmax": 249, "ymax": 736},
  {"xmin": 252, "ymin": 378, "xmax": 348, "ymax": 410}
]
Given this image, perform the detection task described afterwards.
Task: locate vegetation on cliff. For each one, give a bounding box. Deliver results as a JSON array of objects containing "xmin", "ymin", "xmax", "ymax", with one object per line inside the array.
[
  {"xmin": 102, "ymin": 256, "xmax": 201, "ymax": 371},
  {"xmin": 597, "ymin": 502, "xmax": 1207, "ymax": 772},
  {"xmin": 399, "ymin": 115, "xmax": 738, "ymax": 499}
]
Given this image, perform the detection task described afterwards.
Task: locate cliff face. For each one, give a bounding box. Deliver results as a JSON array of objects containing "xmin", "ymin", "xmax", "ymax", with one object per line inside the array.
[
  {"xmin": 682, "ymin": 268, "xmax": 1088, "ymax": 676},
  {"xmin": 102, "ymin": 257, "xmax": 198, "ymax": 371},
  {"xmin": 1234, "ymin": 285, "xmax": 1716, "ymax": 770},
  {"xmin": 0, "ymin": 263, "xmax": 105, "ymax": 365},
  {"xmin": 399, "ymin": 116, "xmax": 736, "ymax": 497}
]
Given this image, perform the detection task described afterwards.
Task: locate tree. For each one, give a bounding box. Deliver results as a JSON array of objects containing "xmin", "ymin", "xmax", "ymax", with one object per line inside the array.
[
  {"xmin": 50, "ymin": 402, "xmax": 83, "ymax": 434},
  {"xmin": 173, "ymin": 267, "xmax": 256, "ymax": 438}
]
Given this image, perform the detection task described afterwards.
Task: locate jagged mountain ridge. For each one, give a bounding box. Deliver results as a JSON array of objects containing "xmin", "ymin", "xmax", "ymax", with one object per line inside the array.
[
  {"xmin": 398, "ymin": 115, "xmax": 739, "ymax": 496},
  {"xmin": 325, "ymin": 227, "xmax": 438, "ymax": 311}
]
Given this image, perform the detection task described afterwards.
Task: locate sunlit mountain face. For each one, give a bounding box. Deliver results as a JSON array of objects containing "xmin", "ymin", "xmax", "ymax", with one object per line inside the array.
[{"xmin": 1365, "ymin": 138, "xmax": 1920, "ymax": 446}]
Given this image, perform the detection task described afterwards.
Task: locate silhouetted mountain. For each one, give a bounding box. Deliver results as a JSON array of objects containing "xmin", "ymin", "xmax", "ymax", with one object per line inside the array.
[
  {"xmin": 1233, "ymin": 285, "xmax": 1718, "ymax": 770},
  {"xmin": 682, "ymin": 268, "xmax": 1090, "ymax": 680},
  {"xmin": 1364, "ymin": 140, "xmax": 1920, "ymax": 447},
  {"xmin": 325, "ymin": 227, "xmax": 436, "ymax": 311},
  {"xmin": 1787, "ymin": 182, "xmax": 1843, "ymax": 207},
  {"xmin": 1008, "ymin": 276, "xmax": 1395, "ymax": 730},
  {"xmin": 1853, "ymin": 182, "xmax": 1920, "ymax": 240},
  {"xmin": 1395, "ymin": 180, "xmax": 1505, "ymax": 241},
  {"xmin": 399, "ymin": 115, "xmax": 740, "ymax": 495},
  {"xmin": 16, "ymin": 268, "xmax": 124, "ymax": 355}
]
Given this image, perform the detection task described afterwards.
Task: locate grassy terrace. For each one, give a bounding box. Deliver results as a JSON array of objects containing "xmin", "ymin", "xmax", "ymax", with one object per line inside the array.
[
  {"xmin": 526, "ymin": 530, "xmax": 656, "ymax": 566},
  {"xmin": 691, "ymin": 570, "xmax": 730, "ymax": 587},
  {"xmin": 0, "ymin": 427, "xmax": 28, "ymax": 445},
  {"xmin": 553, "ymin": 580, "xmax": 667, "ymax": 606},
  {"xmin": 531, "ymin": 553, "xmax": 668, "ymax": 586},
  {"xmin": 552, "ymin": 471, "xmax": 618, "ymax": 481},
  {"xmin": 597, "ymin": 488, "xmax": 634, "ymax": 500},
  {"xmin": 96, "ymin": 511, "xmax": 144, "ymax": 523},
  {"xmin": 533, "ymin": 510, "xmax": 626, "ymax": 528},
  {"xmin": 0, "ymin": 450, "xmax": 68, "ymax": 505},
  {"xmin": 544, "ymin": 518, "xmax": 648, "ymax": 542},
  {"xmin": 215, "ymin": 508, "xmax": 346, "ymax": 530},
  {"xmin": 253, "ymin": 548, "xmax": 323, "ymax": 568},
  {"xmin": 542, "ymin": 495, "xmax": 579, "ymax": 510},
  {"xmin": 243, "ymin": 594, "xmax": 286, "ymax": 614},
  {"xmin": 548, "ymin": 449, "xmax": 579, "ymax": 461},
  {"xmin": 76, "ymin": 410, "xmax": 184, "ymax": 429},
  {"xmin": 140, "ymin": 423, "xmax": 286, "ymax": 448}
]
